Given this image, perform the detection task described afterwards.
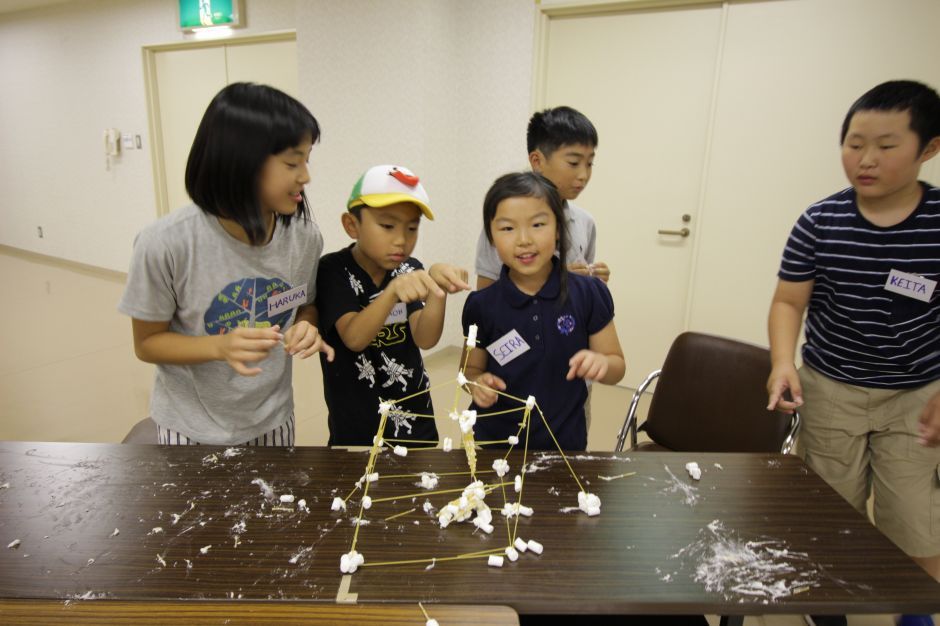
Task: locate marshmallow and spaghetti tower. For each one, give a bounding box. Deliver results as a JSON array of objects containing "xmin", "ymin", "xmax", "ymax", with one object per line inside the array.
[{"xmin": 336, "ymin": 324, "xmax": 601, "ymax": 573}]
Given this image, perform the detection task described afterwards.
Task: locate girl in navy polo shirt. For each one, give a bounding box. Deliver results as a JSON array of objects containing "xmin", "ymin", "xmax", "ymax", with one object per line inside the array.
[{"xmin": 461, "ymin": 172, "xmax": 626, "ymax": 450}]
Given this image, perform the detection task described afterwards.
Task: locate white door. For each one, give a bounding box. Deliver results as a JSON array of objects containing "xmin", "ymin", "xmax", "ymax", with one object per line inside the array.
[
  {"xmin": 149, "ymin": 37, "xmax": 298, "ymax": 215},
  {"xmin": 541, "ymin": 5, "xmax": 723, "ymax": 388},
  {"xmin": 688, "ymin": 0, "xmax": 940, "ymax": 344}
]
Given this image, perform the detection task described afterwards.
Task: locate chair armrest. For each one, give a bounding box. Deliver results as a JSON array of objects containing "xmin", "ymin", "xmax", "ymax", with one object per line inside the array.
[
  {"xmin": 780, "ymin": 409, "xmax": 801, "ymax": 454},
  {"xmin": 615, "ymin": 369, "xmax": 660, "ymax": 452}
]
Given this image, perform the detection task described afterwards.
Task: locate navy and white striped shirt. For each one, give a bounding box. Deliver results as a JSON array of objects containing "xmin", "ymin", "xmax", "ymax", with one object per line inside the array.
[{"xmin": 779, "ymin": 182, "xmax": 940, "ymax": 389}]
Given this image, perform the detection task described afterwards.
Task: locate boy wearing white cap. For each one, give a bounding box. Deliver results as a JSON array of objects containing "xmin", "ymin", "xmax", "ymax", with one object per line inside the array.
[{"xmin": 316, "ymin": 165, "xmax": 470, "ymax": 446}]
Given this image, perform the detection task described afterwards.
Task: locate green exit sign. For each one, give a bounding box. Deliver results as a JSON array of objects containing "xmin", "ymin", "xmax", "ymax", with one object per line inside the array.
[{"xmin": 179, "ymin": 0, "xmax": 242, "ymax": 31}]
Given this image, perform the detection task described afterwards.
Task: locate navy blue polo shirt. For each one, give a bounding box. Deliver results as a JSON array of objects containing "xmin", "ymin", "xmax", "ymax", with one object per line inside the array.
[{"xmin": 461, "ymin": 260, "xmax": 614, "ymax": 450}]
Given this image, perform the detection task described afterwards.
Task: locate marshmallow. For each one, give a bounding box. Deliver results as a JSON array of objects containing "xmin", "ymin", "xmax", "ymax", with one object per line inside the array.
[
  {"xmin": 457, "ymin": 372, "xmax": 469, "ymax": 386},
  {"xmin": 514, "ymin": 537, "xmax": 528, "ymax": 553},
  {"xmin": 297, "ymin": 499, "xmax": 308, "ymax": 512},
  {"xmin": 331, "ymin": 497, "xmax": 346, "ymax": 512},
  {"xmin": 478, "ymin": 522, "xmax": 494, "ymax": 534},
  {"xmin": 466, "ymin": 324, "xmax": 478, "ymax": 347},
  {"xmin": 449, "ymin": 411, "xmax": 460, "ymax": 421},
  {"xmin": 367, "ymin": 472, "xmax": 379, "ymax": 483},
  {"xmin": 492, "ymin": 458, "xmax": 510, "ymax": 477},
  {"xmin": 525, "ymin": 395, "xmax": 536, "ymax": 410},
  {"xmin": 339, "ymin": 550, "xmax": 365, "ymax": 574},
  {"xmin": 458, "ymin": 411, "xmax": 477, "ymax": 434},
  {"xmin": 685, "ymin": 461, "xmax": 702, "ymax": 481},
  {"xmin": 362, "ymin": 496, "xmax": 372, "ymax": 509},
  {"xmin": 505, "ymin": 547, "xmax": 519, "ymax": 562},
  {"xmin": 420, "ymin": 473, "xmax": 439, "ymax": 490},
  {"xmin": 427, "ymin": 620, "xmax": 440, "ymax": 626},
  {"xmin": 487, "ymin": 555, "xmax": 504, "ymax": 567},
  {"xmin": 279, "ymin": 494, "xmax": 295, "ymax": 503},
  {"xmin": 527, "ymin": 539, "xmax": 543, "ymax": 554},
  {"xmin": 442, "ymin": 437, "xmax": 453, "ymax": 452},
  {"xmin": 578, "ymin": 491, "xmax": 602, "ymax": 516},
  {"xmin": 514, "ymin": 475, "xmax": 522, "ymax": 492},
  {"xmin": 507, "ymin": 435, "xmax": 519, "ymax": 445},
  {"xmin": 372, "ymin": 436, "xmax": 384, "ymax": 446},
  {"xmin": 378, "ymin": 402, "xmax": 391, "ymax": 414},
  {"xmin": 393, "ymin": 445, "xmax": 408, "ymax": 457}
]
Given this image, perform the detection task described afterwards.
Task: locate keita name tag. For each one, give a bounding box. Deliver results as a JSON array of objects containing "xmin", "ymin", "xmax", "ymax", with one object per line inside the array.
[
  {"xmin": 267, "ymin": 283, "xmax": 307, "ymax": 317},
  {"xmin": 884, "ymin": 269, "xmax": 935, "ymax": 303},
  {"xmin": 486, "ymin": 329, "xmax": 531, "ymax": 367}
]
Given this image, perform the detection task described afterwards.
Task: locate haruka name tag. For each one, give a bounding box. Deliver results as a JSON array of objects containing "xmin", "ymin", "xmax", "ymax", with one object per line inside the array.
[
  {"xmin": 267, "ymin": 283, "xmax": 307, "ymax": 317},
  {"xmin": 486, "ymin": 329, "xmax": 531, "ymax": 367},
  {"xmin": 384, "ymin": 302, "xmax": 408, "ymax": 326},
  {"xmin": 884, "ymin": 269, "xmax": 936, "ymax": 303}
]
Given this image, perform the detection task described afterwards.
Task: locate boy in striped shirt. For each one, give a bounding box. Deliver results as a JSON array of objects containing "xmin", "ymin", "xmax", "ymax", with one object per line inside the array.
[{"xmin": 767, "ymin": 80, "xmax": 940, "ymax": 589}]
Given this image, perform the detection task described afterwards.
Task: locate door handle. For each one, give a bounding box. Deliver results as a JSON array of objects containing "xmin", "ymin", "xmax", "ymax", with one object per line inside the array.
[{"xmin": 657, "ymin": 227, "xmax": 690, "ymax": 237}]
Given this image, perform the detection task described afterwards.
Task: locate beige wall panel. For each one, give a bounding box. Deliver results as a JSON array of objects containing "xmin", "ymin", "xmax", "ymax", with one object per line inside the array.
[
  {"xmin": 689, "ymin": 0, "xmax": 940, "ymax": 345},
  {"xmin": 225, "ymin": 39, "xmax": 298, "ymax": 97},
  {"xmin": 154, "ymin": 46, "xmax": 227, "ymax": 213},
  {"xmin": 543, "ymin": 5, "xmax": 722, "ymax": 387}
]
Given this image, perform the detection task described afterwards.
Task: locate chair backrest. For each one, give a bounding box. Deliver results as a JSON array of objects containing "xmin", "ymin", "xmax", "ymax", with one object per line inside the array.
[{"xmin": 643, "ymin": 332, "xmax": 793, "ymax": 452}]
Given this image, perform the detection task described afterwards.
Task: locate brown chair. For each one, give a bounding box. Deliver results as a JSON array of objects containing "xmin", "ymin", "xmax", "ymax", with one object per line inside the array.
[
  {"xmin": 122, "ymin": 417, "xmax": 158, "ymax": 444},
  {"xmin": 615, "ymin": 331, "xmax": 799, "ymax": 453}
]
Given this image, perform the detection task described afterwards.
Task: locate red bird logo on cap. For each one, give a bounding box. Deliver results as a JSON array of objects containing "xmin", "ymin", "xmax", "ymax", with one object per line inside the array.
[{"xmin": 389, "ymin": 167, "xmax": 419, "ymax": 187}]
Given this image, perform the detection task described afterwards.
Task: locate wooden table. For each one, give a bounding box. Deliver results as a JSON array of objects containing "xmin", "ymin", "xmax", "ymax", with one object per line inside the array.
[{"xmin": 0, "ymin": 441, "xmax": 937, "ymax": 620}]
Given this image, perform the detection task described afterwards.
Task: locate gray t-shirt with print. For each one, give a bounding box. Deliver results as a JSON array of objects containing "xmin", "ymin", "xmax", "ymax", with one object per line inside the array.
[
  {"xmin": 118, "ymin": 205, "xmax": 323, "ymax": 444},
  {"xmin": 474, "ymin": 199, "xmax": 597, "ymax": 281}
]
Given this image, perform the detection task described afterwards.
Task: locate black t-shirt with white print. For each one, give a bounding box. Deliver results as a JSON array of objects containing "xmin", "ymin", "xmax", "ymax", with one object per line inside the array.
[{"xmin": 316, "ymin": 245, "xmax": 438, "ymax": 446}]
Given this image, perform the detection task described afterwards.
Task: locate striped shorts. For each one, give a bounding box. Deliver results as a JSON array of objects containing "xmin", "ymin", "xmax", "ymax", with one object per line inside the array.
[{"xmin": 157, "ymin": 414, "xmax": 295, "ymax": 447}]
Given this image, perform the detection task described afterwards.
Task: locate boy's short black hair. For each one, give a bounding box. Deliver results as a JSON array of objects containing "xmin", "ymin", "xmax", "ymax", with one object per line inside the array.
[
  {"xmin": 841, "ymin": 80, "xmax": 940, "ymax": 152},
  {"xmin": 527, "ymin": 106, "xmax": 598, "ymax": 156},
  {"xmin": 482, "ymin": 171, "xmax": 570, "ymax": 303},
  {"xmin": 186, "ymin": 82, "xmax": 321, "ymax": 245}
]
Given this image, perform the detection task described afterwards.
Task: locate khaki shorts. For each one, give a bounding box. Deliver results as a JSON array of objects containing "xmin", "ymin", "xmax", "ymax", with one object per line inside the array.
[{"xmin": 797, "ymin": 366, "xmax": 940, "ymax": 557}]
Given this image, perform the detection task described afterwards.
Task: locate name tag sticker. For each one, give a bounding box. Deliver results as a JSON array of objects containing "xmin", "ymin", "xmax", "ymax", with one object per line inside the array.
[
  {"xmin": 384, "ymin": 302, "xmax": 408, "ymax": 326},
  {"xmin": 486, "ymin": 329, "xmax": 531, "ymax": 367},
  {"xmin": 884, "ymin": 269, "xmax": 936, "ymax": 303},
  {"xmin": 267, "ymin": 283, "xmax": 307, "ymax": 317}
]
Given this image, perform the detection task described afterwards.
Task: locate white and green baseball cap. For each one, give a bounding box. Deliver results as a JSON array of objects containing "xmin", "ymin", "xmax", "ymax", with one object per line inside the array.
[{"xmin": 347, "ymin": 164, "xmax": 434, "ymax": 220}]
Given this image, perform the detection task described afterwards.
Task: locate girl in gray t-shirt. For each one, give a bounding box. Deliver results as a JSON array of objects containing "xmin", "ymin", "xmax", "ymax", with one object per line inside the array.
[{"xmin": 119, "ymin": 83, "xmax": 333, "ymax": 446}]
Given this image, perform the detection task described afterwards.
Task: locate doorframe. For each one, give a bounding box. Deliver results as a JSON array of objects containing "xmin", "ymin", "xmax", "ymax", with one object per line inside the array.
[{"xmin": 141, "ymin": 30, "xmax": 296, "ymax": 217}]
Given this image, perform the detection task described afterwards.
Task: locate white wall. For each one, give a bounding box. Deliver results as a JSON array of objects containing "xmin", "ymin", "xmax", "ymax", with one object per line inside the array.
[
  {"xmin": 297, "ymin": 0, "xmax": 535, "ymax": 343},
  {"xmin": 0, "ymin": 0, "xmax": 299, "ymax": 271},
  {"xmin": 0, "ymin": 0, "xmax": 535, "ymax": 344}
]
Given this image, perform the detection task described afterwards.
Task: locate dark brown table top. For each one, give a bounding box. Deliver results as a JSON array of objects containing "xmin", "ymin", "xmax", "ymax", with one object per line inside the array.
[{"xmin": 0, "ymin": 441, "xmax": 937, "ymax": 616}]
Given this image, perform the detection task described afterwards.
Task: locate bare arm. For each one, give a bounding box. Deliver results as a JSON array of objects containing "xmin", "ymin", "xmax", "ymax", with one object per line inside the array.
[
  {"xmin": 410, "ymin": 264, "xmax": 470, "ymax": 350},
  {"xmin": 567, "ymin": 320, "xmax": 626, "ymax": 384},
  {"xmin": 131, "ymin": 318, "xmax": 282, "ymax": 377},
  {"xmin": 462, "ymin": 346, "xmax": 505, "ymax": 408},
  {"xmin": 766, "ymin": 278, "xmax": 813, "ymax": 412},
  {"xmin": 333, "ymin": 287, "xmax": 402, "ymax": 353}
]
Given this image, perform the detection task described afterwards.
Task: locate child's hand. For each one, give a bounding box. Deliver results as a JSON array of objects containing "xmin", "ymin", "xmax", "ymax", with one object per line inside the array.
[
  {"xmin": 918, "ymin": 391, "xmax": 940, "ymax": 447},
  {"xmin": 468, "ymin": 372, "xmax": 506, "ymax": 408},
  {"xmin": 766, "ymin": 363, "xmax": 803, "ymax": 413},
  {"xmin": 566, "ymin": 349, "xmax": 609, "ymax": 381},
  {"xmin": 568, "ymin": 262, "xmax": 610, "ymax": 282},
  {"xmin": 429, "ymin": 263, "xmax": 471, "ymax": 293},
  {"xmin": 218, "ymin": 325, "xmax": 283, "ymax": 376},
  {"xmin": 390, "ymin": 270, "xmax": 445, "ymax": 303},
  {"xmin": 283, "ymin": 320, "xmax": 335, "ymax": 362}
]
